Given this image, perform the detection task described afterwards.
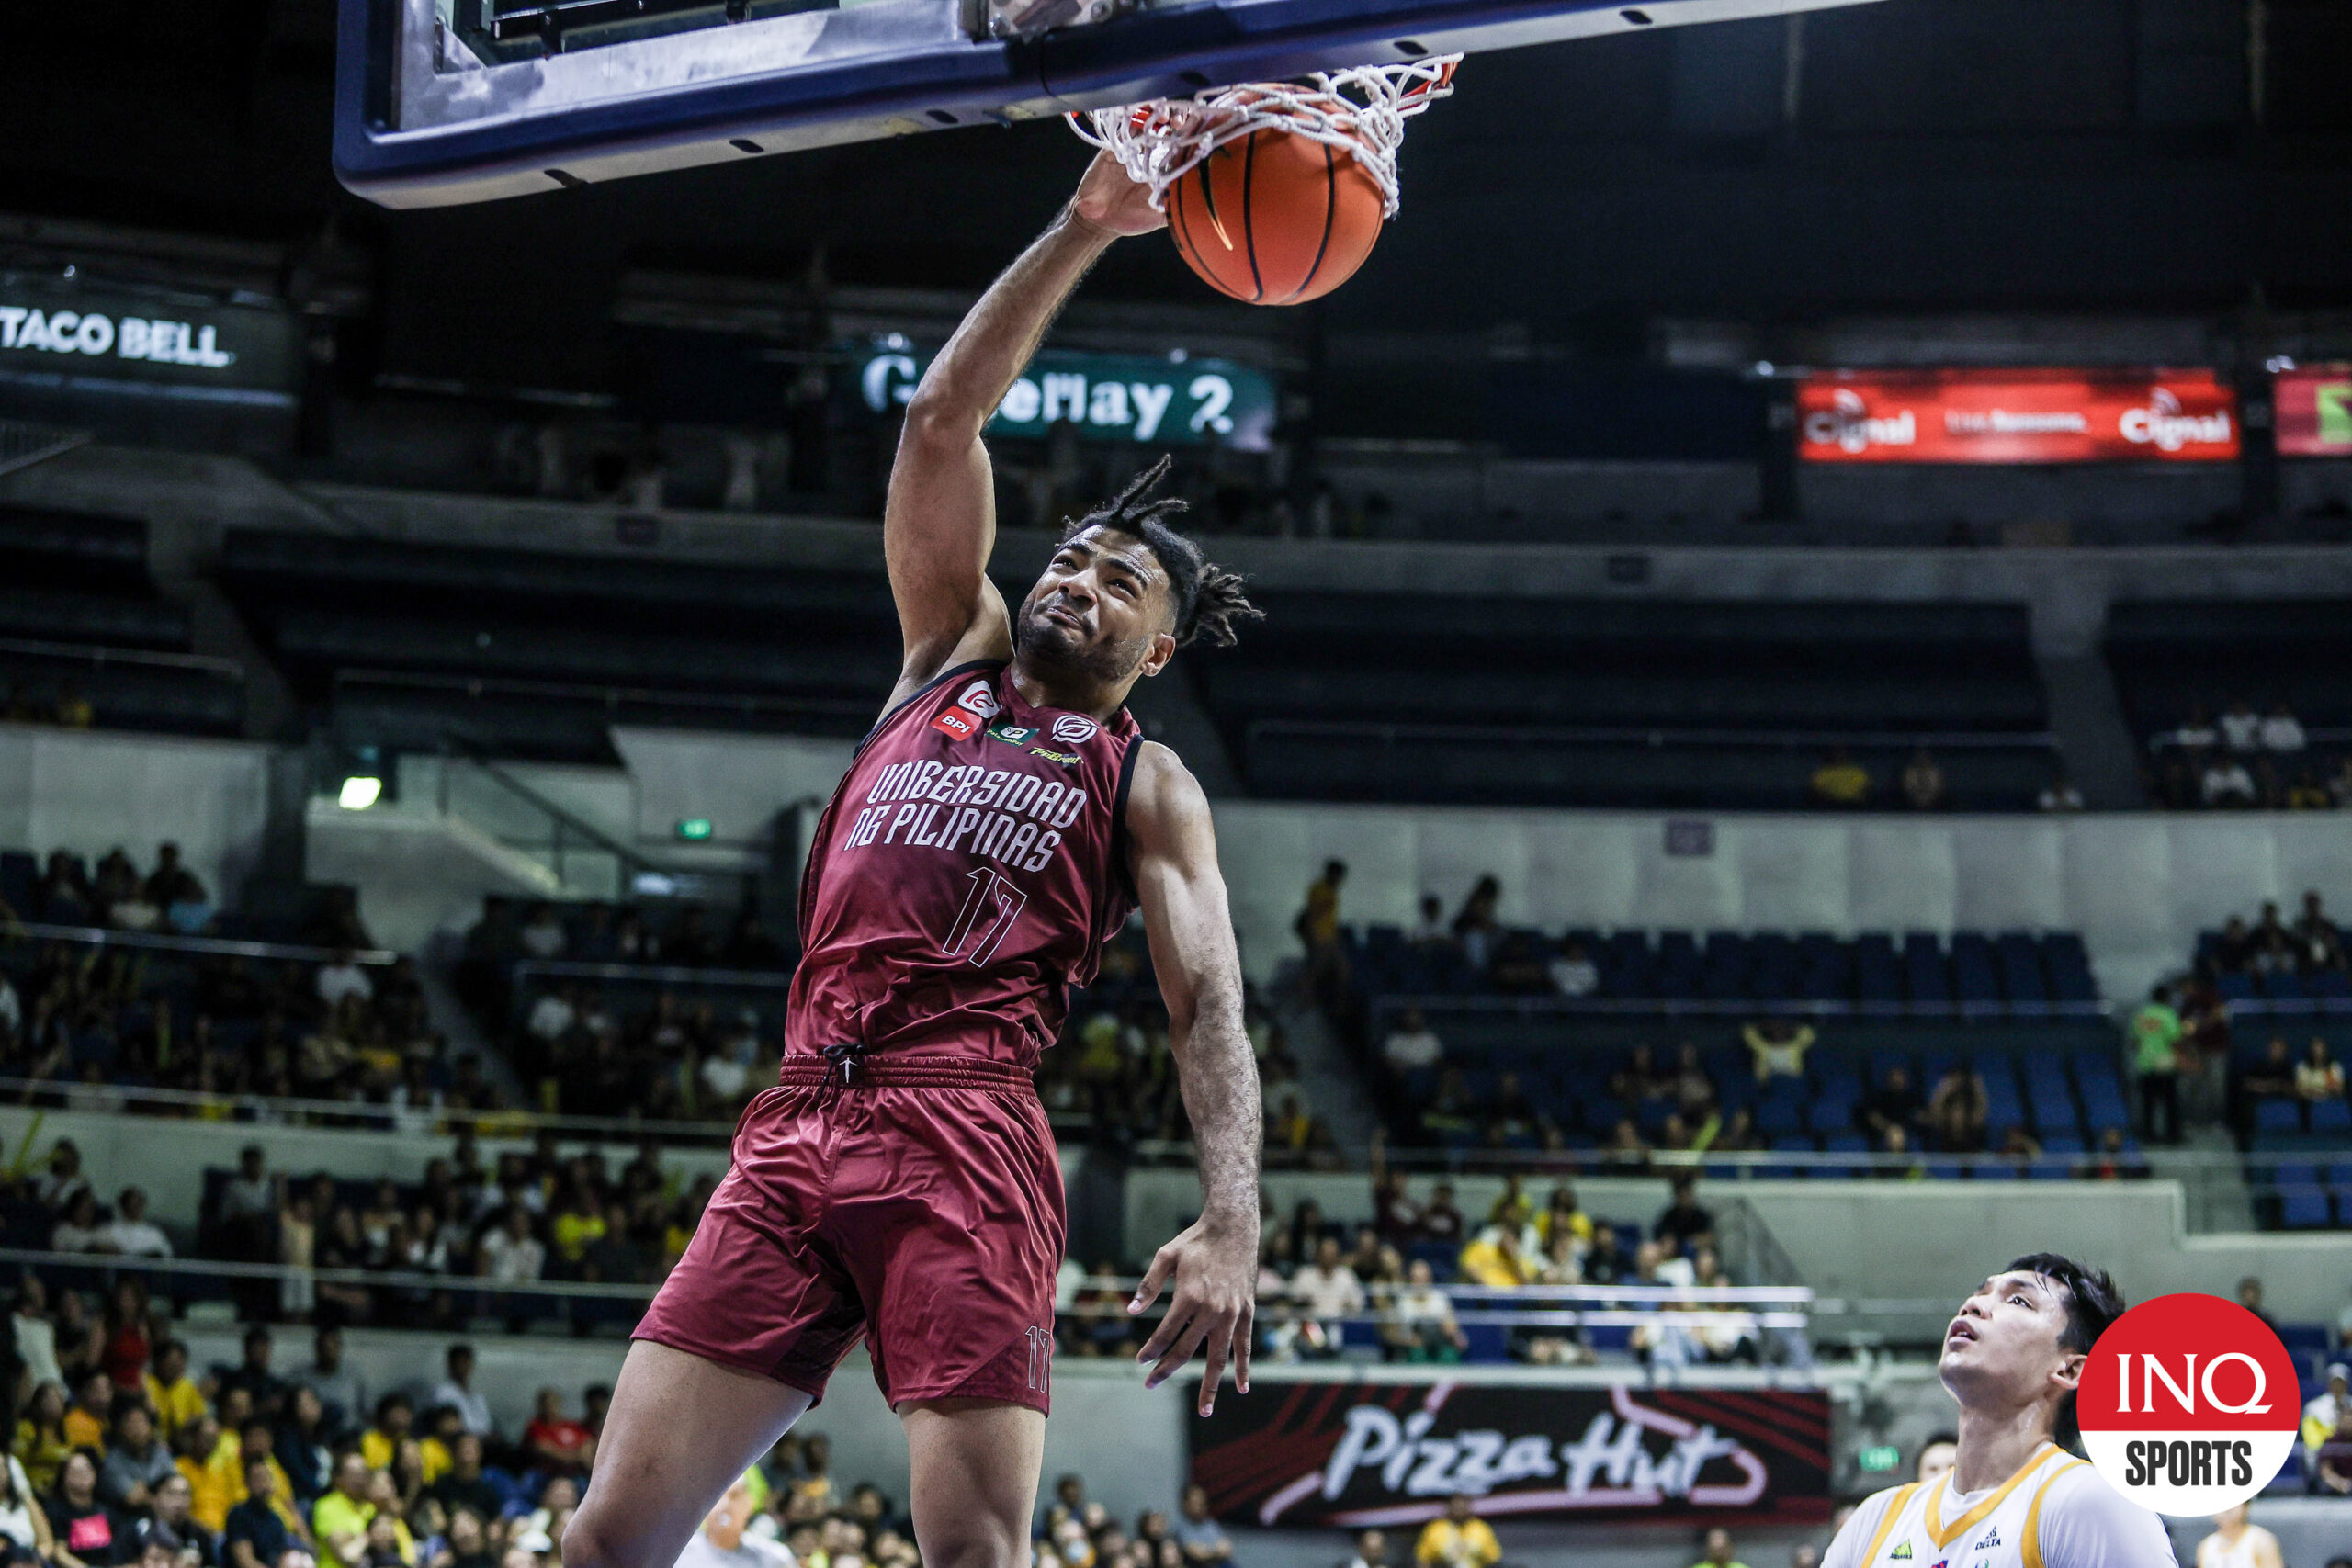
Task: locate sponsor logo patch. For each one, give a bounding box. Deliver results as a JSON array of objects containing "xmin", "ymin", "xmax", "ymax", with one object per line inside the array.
[
  {"xmin": 1888, "ymin": 1548, "xmax": 1911, "ymax": 1561},
  {"xmin": 1972, "ymin": 1529, "xmax": 1998, "ymax": 1550},
  {"xmin": 1027, "ymin": 746, "xmax": 1081, "ymax": 767},
  {"xmin": 1050, "ymin": 713, "xmax": 1099, "ymax": 744},
  {"xmin": 987, "ymin": 722, "xmax": 1039, "ymax": 746},
  {"xmin": 957, "ymin": 681, "xmax": 1001, "ymax": 718},
  {"xmin": 932, "ymin": 707, "xmax": 980, "ymax": 740}
]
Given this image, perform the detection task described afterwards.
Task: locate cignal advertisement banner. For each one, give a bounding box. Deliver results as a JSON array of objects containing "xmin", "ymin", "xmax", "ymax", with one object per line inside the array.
[
  {"xmin": 2275, "ymin": 364, "xmax": 2352, "ymax": 457},
  {"xmin": 1798, "ymin": 368, "xmax": 2239, "ymax": 463},
  {"xmin": 1189, "ymin": 1379, "xmax": 1830, "ymax": 1529}
]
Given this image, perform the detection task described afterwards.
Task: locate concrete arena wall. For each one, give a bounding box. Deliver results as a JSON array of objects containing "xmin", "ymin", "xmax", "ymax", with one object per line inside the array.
[
  {"xmin": 0, "ymin": 1107, "xmax": 1084, "ymax": 1235},
  {"xmin": 0, "ymin": 724, "xmax": 274, "ymax": 907},
  {"xmin": 1125, "ymin": 1169, "xmax": 2352, "ymax": 1325},
  {"xmin": 1211, "ymin": 803, "xmax": 2352, "ymax": 1003}
]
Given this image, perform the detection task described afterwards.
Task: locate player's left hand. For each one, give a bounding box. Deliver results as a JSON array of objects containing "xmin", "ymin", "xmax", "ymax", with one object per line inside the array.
[{"xmin": 1130, "ymin": 1209, "xmax": 1258, "ymax": 1415}]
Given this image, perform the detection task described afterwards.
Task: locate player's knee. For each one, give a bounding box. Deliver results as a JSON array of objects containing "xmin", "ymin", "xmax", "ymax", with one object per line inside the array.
[
  {"xmin": 561, "ymin": 1509, "xmax": 646, "ymax": 1568},
  {"xmin": 917, "ymin": 1517, "xmax": 1027, "ymax": 1568}
]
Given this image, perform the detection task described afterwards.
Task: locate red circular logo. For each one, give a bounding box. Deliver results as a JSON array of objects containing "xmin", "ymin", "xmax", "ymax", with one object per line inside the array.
[{"xmin": 2077, "ymin": 1292, "xmax": 2300, "ymax": 1514}]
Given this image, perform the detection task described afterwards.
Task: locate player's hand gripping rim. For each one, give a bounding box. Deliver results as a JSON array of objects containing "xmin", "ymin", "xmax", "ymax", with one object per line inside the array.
[{"xmin": 1128, "ymin": 1211, "xmax": 1257, "ymax": 1416}]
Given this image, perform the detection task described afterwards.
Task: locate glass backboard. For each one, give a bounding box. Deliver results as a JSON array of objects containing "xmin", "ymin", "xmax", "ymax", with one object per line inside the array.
[{"xmin": 334, "ymin": 0, "xmax": 1886, "ymax": 209}]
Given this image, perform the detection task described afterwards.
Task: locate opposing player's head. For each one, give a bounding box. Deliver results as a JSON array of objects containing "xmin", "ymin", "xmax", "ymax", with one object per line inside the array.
[
  {"xmin": 1016, "ymin": 456, "xmax": 1260, "ymax": 693},
  {"xmin": 1939, "ymin": 1252, "xmax": 2124, "ymax": 1441}
]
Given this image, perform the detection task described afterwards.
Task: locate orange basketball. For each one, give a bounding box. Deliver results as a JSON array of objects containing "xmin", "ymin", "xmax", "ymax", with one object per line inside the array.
[{"xmin": 1165, "ymin": 122, "xmax": 1386, "ymax": 306}]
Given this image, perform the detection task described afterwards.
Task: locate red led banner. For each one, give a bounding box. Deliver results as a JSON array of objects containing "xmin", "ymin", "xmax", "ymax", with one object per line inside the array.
[
  {"xmin": 1799, "ymin": 369, "xmax": 2240, "ymax": 464},
  {"xmin": 2276, "ymin": 366, "xmax": 2352, "ymax": 457}
]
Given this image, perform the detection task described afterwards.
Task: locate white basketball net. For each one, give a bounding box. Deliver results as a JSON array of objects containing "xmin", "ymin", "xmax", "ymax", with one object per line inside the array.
[{"xmin": 1069, "ymin": 57, "xmax": 1459, "ymax": 220}]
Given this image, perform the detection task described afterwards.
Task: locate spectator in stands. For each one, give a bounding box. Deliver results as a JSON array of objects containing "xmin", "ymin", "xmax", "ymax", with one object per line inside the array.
[
  {"xmin": 1741, "ymin": 1019, "xmax": 1812, "ymax": 1083},
  {"xmin": 2071, "ymin": 1128, "xmax": 2148, "ymax": 1180},
  {"xmin": 475, "ymin": 1210, "xmax": 543, "ymax": 1286},
  {"xmin": 38, "ymin": 1145, "xmax": 92, "ymax": 1216},
  {"xmin": 99, "ymin": 1398, "xmax": 177, "ymax": 1514},
  {"xmin": 2235, "ymin": 1277, "xmax": 2280, "ymax": 1341},
  {"xmin": 1602, "ymin": 1119, "xmax": 1651, "ymax": 1171},
  {"xmin": 0, "ymin": 1439, "xmax": 59, "ymax": 1562},
  {"xmin": 2199, "ymin": 752, "xmax": 2256, "ymax": 808},
  {"xmin": 2238, "ymin": 1036, "xmax": 2299, "ymax": 1115},
  {"xmin": 1339, "ymin": 1529, "xmax": 1387, "ymax": 1568},
  {"xmin": 1416, "ymin": 1182, "xmax": 1463, "ymax": 1249},
  {"xmin": 1170, "ymin": 1485, "xmax": 1229, "ymax": 1568},
  {"xmin": 2296, "ymin": 891, "xmax": 2345, "ymax": 971},
  {"xmin": 2220, "ymin": 699, "xmax": 2263, "ymax": 754},
  {"xmin": 288, "ymin": 1332, "xmax": 362, "ymax": 1441},
  {"xmin": 1874, "ymin": 1125, "xmax": 1924, "ymax": 1180},
  {"xmin": 15, "ymin": 1382, "xmax": 72, "ymax": 1495},
  {"xmin": 2037, "ymin": 771, "xmax": 2085, "ymax": 812},
  {"xmin": 1295, "ymin": 862, "xmax": 1350, "ymax": 1019},
  {"xmin": 1808, "ymin": 749, "xmax": 1871, "ymax": 808},
  {"xmin": 1669, "ymin": 1043, "xmax": 1716, "ymax": 1122},
  {"xmin": 223, "ymin": 1456, "xmax": 309, "ymax": 1568},
  {"xmin": 1413, "ymin": 1496, "xmax": 1497, "ymax": 1568},
  {"xmin": 12, "ymin": 1279, "xmax": 62, "ymax": 1397},
  {"xmin": 1381, "ymin": 1260, "xmax": 1465, "ymax": 1363},
  {"xmin": 45, "ymin": 1450, "xmax": 124, "ymax": 1568},
  {"xmin": 309, "ymin": 1457, "xmax": 377, "ymax": 1568},
  {"xmin": 516, "ymin": 907, "xmax": 568, "ymax": 962},
  {"xmin": 1899, "ymin": 750, "xmax": 1945, "ymax": 811},
  {"xmin": 1655, "ymin": 1178, "xmax": 1715, "ymax": 1257},
  {"xmin": 216, "ymin": 1331, "xmax": 284, "ymax": 1421},
  {"xmin": 1547, "ymin": 942, "xmax": 1599, "ymax": 999},
  {"xmin": 2299, "ymin": 1037, "xmax": 2346, "ymax": 1102},
  {"xmin": 1451, "ymin": 879, "xmax": 1502, "ymax": 974},
  {"xmin": 2321, "ymin": 1405, "xmax": 2352, "ymax": 1496},
  {"xmin": 51, "ymin": 1194, "xmax": 107, "ymax": 1255},
  {"xmin": 1925, "ymin": 1066, "xmax": 1988, "ymax": 1155},
  {"xmin": 1408, "ymin": 896, "xmax": 1450, "ymax": 952},
  {"xmin": 98, "ymin": 1190, "xmax": 170, "ymax": 1258},
  {"xmin": 1487, "ymin": 931, "xmax": 1550, "ymax": 996},
  {"xmin": 313, "ymin": 956, "xmax": 372, "ymax": 1011},
  {"xmin": 2305, "ymin": 1365, "xmax": 2350, "ymax": 1485},
  {"xmin": 1381, "ymin": 1008, "xmax": 1442, "ymax": 1073},
  {"xmin": 2130, "ymin": 985, "xmax": 2184, "ymax": 1145},
  {"xmin": 1858, "ymin": 1067, "xmax": 1919, "ymax": 1143},
  {"xmin": 520, "ymin": 1391, "xmax": 593, "ymax": 1478},
  {"xmin": 1290, "ymin": 1237, "xmax": 1365, "ymax": 1346},
  {"xmin": 1687, "ymin": 1527, "xmax": 1750, "ymax": 1568}
]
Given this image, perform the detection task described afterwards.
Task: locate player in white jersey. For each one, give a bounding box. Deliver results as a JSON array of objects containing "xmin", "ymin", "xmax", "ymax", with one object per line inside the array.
[
  {"xmin": 1823, "ymin": 1253, "xmax": 2176, "ymax": 1568},
  {"xmin": 2191, "ymin": 1505, "xmax": 2280, "ymax": 1568}
]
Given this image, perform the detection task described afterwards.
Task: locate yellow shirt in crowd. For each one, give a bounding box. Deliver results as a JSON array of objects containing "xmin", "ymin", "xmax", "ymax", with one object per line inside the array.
[
  {"xmin": 1414, "ymin": 1517, "xmax": 1501, "ymax": 1568},
  {"xmin": 145, "ymin": 1373, "xmax": 209, "ymax": 1440}
]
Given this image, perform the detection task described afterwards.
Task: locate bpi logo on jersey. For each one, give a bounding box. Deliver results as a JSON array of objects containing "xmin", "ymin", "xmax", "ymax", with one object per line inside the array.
[
  {"xmin": 2076, "ymin": 1292, "xmax": 2299, "ymax": 1514},
  {"xmin": 957, "ymin": 681, "xmax": 1001, "ymax": 718},
  {"xmin": 933, "ymin": 706, "xmax": 980, "ymax": 739},
  {"xmin": 1051, "ymin": 714, "xmax": 1098, "ymax": 745}
]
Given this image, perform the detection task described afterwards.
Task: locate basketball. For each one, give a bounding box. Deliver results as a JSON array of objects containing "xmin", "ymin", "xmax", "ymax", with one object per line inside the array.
[{"xmin": 1165, "ymin": 118, "xmax": 1386, "ymax": 306}]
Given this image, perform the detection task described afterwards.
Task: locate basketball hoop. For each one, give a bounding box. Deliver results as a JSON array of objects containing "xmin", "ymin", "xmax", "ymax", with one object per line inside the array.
[{"xmin": 1069, "ymin": 57, "xmax": 1459, "ymax": 220}]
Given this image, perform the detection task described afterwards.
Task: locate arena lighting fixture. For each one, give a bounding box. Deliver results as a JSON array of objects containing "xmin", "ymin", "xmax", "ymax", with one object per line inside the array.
[{"xmin": 338, "ymin": 775, "xmax": 383, "ymax": 810}]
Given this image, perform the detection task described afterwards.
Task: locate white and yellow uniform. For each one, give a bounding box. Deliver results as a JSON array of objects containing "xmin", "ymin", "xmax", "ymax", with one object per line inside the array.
[{"xmin": 1824, "ymin": 1443, "xmax": 2176, "ymax": 1568}]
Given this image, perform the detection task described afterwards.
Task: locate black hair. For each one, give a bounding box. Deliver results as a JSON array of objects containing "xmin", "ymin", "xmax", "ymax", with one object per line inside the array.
[
  {"xmin": 2006, "ymin": 1252, "xmax": 2126, "ymax": 1446},
  {"xmin": 1059, "ymin": 456, "xmax": 1261, "ymax": 649}
]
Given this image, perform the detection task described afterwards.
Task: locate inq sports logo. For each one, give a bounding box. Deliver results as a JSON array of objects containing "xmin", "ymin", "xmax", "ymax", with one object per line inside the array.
[{"xmin": 2076, "ymin": 1293, "xmax": 2300, "ymax": 1515}]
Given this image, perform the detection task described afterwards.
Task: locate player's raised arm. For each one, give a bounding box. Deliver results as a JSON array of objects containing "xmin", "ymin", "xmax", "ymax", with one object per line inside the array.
[
  {"xmin": 1122, "ymin": 741, "xmax": 1261, "ymax": 1416},
  {"xmin": 882, "ymin": 153, "xmax": 1169, "ymax": 711}
]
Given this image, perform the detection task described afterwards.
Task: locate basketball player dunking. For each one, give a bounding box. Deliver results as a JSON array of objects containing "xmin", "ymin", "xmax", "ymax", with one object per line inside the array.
[
  {"xmin": 567, "ymin": 152, "xmax": 1261, "ymax": 1568},
  {"xmin": 1825, "ymin": 1254, "xmax": 2176, "ymax": 1568}
]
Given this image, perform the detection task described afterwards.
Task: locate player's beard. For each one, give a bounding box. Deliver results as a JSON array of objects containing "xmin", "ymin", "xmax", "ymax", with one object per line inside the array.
[{"xmin": 1014, "ymin": 600, "xmax": 1152, "ymax": 686}]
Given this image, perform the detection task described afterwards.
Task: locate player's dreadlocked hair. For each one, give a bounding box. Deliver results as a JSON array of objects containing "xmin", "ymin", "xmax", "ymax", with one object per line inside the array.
[{"xmin": 1060, "ymin": 456, "xmax": 1262, "ymax": 649}]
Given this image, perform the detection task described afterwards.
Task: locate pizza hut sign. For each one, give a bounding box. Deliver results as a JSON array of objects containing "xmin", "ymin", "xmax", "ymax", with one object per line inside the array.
[{"xmin": 1189, "ymin": 1380, "xmax": 1829, "ymax": 1529}]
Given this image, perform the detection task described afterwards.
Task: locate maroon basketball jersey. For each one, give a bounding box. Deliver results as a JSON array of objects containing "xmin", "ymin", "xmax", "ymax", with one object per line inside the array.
[{"xmin": 786, "ymin": 660, "xmax": 1145, "ymax": 1068}]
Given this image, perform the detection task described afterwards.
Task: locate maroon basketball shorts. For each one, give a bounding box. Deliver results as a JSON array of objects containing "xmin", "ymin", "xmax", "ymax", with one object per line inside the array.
[{"xmin": 635, "ymin": 1055, "xmax": 1065, "ymax": 1414}]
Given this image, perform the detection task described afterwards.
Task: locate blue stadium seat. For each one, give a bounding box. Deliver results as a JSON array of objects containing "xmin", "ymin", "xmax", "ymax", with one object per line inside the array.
[
  {"xmin": 1904, "ymin": 934, "xmax": 1952, "ymax": 1014},
  {"xmin": 2279, "ymin": 1187, "xmax": 2335, "ymax": 1228},
  {"xmin": 1951, "ymin": 933, "xmax": 2003, "ymax": 1019},
  {"xmin": 2312, "ymin": 1099, "xmax": 2352, "ymax": 1136},
  {"xmin": 2255, "ymin": 1100, "xmax": 2304, "ymax": 1135}
]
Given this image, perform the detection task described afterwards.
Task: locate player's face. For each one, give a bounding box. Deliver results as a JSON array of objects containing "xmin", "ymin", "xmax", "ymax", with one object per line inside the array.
[
  {"xmin": 1939, "ymin": 1269, "xmax": 2080, "ymax": 1405},
  {"xmin": 1018, "ymin": 528, "xmax": 1176, "ymax": 684}
]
